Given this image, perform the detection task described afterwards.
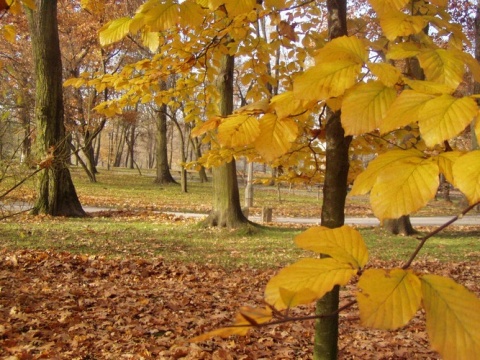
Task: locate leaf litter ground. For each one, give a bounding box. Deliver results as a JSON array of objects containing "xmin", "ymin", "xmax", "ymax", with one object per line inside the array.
[{"xmin": 1, "ymin": 248, "xmax": 478, "ymax": 359}]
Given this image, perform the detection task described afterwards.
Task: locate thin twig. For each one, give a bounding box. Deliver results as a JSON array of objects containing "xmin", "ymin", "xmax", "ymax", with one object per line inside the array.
[{"xmin": 402, "ymin": 200, "xmax": 480, "ymax": 269}]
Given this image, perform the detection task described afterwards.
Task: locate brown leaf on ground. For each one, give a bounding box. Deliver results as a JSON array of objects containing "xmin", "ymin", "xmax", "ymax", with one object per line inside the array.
[{"xmin": 0, "ymin": 250, "xmax": 478, "ymax": 359}]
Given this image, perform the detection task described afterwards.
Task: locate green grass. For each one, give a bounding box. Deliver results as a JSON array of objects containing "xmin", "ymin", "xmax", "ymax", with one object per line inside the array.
[
  {"xmin": 1, "ymin": 213, "xmax": 478, "ymax": 269},
  {"xmin": 1, "ymin": 167, "xmax": 478, "ymax": 269}
]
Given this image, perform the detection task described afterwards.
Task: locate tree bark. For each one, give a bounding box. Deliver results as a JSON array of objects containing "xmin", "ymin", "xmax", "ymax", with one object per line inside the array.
[
  {"xmin": 382, "ymin": 216, "xmax": 417, "ymax": 236},
  {"xmin": 202, "ymin": 52, "xmax": 249, "ymax": 228},
  {"xmin": 26, "ymin": 0, "xmax": 85, "ymax": 217},
  {"xmin": 315, "ymin": 1, "xmax": 350, "ymax": 359},
  {"xmin": 154, "ymin": 103, "xmax": 177, "ymax": 185}
]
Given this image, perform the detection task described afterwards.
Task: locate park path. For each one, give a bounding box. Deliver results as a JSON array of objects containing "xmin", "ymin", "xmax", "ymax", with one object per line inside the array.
[{"xmin": 2, "ymin": 202, "xmax": 479, "ymax": 226}]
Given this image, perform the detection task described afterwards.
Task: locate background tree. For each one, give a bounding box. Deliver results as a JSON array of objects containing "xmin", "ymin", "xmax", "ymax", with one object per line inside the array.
[{"xmin": 26, "ymin": 0, "xmax": 85, "ymax": 216}]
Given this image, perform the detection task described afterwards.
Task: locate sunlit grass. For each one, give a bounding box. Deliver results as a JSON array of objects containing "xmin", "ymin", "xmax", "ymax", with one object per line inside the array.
[{"xmin": 1, "ymin": 213, "xmax": 477, "ymax": 269}]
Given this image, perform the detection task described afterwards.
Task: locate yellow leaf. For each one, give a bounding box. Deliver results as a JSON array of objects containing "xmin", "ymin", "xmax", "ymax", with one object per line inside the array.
[
  {"xmin": 357, "ymin": 269, "xmax": 422, "ymax": 330},
  {"xmin": 452, "ymin": 150, "xmax": 480, "ymax": 205},
  {"xmin": 293, "ymin": 36, "xmax": 366, "ymax": 101},
  {"xmin": 418, "ymin": 95, "xmax": 478, "ymax": 147},
  {"xmin": 367, "ymin": 62, "xmax": 401, "ymax": 87},
  {"xmin": 99, "ymin": 17, "xmax": 132, "ymax": 47},
  {"xmin": 63, "ymin": 77, "xmax": 86, "ymax": 88},
  {"xmin": 269, "ymin": 91, "xmax": 309, "ymax": 119},
  {"xmin": 264, "ymin": 0, "xmax": 286, "ymax": 9},
  {"xmin": 265, "ymin": 258, "xmax": 357, "ymax": 310},
  {"xmin": 178, "ymin": 1, "xmax": 205, "ymax": 28},
  {"xmin": 458, "ymin": 52, "xmax": 480, "ymax": 83},
  {"xmin": 417, "ymin": 49, "xmax": 465, "ymax": 90},
  {"xmin": 1, "ymin": 25, "xmax": 15, "ymax": 44},
  {"xmin": 80, "ymin": 0, "xmax": 104, "ymax": 14},
  {"xmin": 294, "ymin": 60, "xmax": 363, "ymax": 101},
  {"xmin": 191, "ymin": 117, "xmax": 222, "ymax": 138},
  {"xmin": 254, "ymin": 114, "xmax": 297, "ymax": 162},
  {"xmin": 224, "ymin": 0, "xmax": 257, "ymax": 17},
  {"xmin": 314, "ymin": 36, "xmax": 368, "ymax": 64},
  {"xmin": 371, "ymin": 156, "xmax": 439, "ymax": 219},
  {"xmin": 403, "ymin": 78, "xmax": 454, "ymax": 95},
  {"xmin": 143, "ymin": 1, "xmax": 180, "ymax": 31},
  {"xmin": 234, "ymin": 99, "xmax": 270, "ymax": 115},
  {"xmin": 380, "ymin": 13, "xmax": 428, "ymax": 41},
  {"xmin": 341, "ymin": 81, "xmax": 397, "ymax": 135},
  {"xmin": 191, "ymin": 306, "xmax": 272, "ymax": 342},
  {"xmin": 369, "ymin": 0, "xmax": 409, "ymax": 15},
  {"xmin": 421, "ymin": 275, "xmax": 480, "ymax": 360},
  {"xmin": 294, "ymin": 226, "xmax": 368, "ymax": 269},
  {"xmin": 141, "ymin": 31, "xmax": 159, "ymax": 52},
  {"xmin": 435, "ymin": 151, "xmax": 463, "ymax": 186},
  {"xmin": 350, "ymin": 149, "xmax": 424, "ymax": 195},
  {"xmin": 217, "ymin": 114, "xmax": 260, "ymax": 148},
  {"xmin": 386, "ymin": 42, "xmax": 422, "ymax": 60},
  {"xmin": 380, "ymin": 90, "xmax": 435, "ymax": 134}
]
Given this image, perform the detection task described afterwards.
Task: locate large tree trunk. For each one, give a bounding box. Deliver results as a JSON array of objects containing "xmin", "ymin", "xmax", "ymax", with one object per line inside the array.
[
  {"xmin": 315, "ymin": 1, "xmax": 350, "ymax": 359},
  {"xmin": 154, "ymin": 103, "xmax": 177, "ymax": 185},
  {"xmin": 202, "ymin": 52, "xmax": 249, "ymax": 228},
  {"xmin": 26, "ymin": 0, "xmax": 85, "ymax": 217},
  {"xmin": 382, "ymin": 215, "xmax": 417, "ymax": 235}
]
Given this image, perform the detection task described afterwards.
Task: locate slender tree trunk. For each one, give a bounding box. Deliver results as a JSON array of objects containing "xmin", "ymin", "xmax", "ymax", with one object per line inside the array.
[
  {"xmin": 203, "ymin": 52, "xmax": 249, "ymax": 228},
  {"xmin": 315, "ymin": 1, "xmax": 350, "ymax": 359},
  {"xmin": 154, "ymin": 103, "xmax": 177, "ymax": 184},
  {"xmin": 26, "ymin": 0, "xmax": 85, "ymax": 217}
]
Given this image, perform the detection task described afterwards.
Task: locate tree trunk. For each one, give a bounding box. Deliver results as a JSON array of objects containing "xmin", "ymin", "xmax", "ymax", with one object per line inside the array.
[
  {"xmin": 26, "ymin": 0, "xmax": 85, "ymax": 217},
  {"xmin": 154, "ymin": 103, "xmax": 177, "ymax": 185},
  {"xmin": 382, "ymin": 216, "xmax": 417, "ymax": 236},
  {"xmin": 202, "ymin": 52, "xmax": 249, "ymax": 228},
  {"xmin": 315, "ymin": 1, "xmax": 350, "ymax": 359}
]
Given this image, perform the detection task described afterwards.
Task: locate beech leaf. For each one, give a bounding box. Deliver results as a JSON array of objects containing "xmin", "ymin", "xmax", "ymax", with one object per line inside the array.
[
  {"xmin": 452, "ymin": 150, "xmax": 480, "ymax": 205},
  {"xmin": 265, "ymin": 258, "xmax": 357, "ymax": 310},
  {"xmin": 357, "ymin": 269, "xmax": 422, "ymax": 330},
  {"xmin": 294, "ymin": 226, "xmax": 368, "ymax": 269},
  {"xmin": 421, "ymin": 275, "xmax": 480, "ymax": 360}
]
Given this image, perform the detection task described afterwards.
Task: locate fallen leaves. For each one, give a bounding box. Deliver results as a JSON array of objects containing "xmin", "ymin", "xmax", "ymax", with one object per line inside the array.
[{"xmin": 0, "ymin": 250, "xmax": 478, "ymax": 358}]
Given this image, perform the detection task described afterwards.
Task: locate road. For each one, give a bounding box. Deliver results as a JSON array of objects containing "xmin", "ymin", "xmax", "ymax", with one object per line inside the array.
[{"xmin": 2, "ymin": 202, "xmax": 479, "ymax": 226}]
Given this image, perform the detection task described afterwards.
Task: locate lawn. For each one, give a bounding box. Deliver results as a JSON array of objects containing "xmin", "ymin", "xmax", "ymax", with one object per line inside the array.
[{"xmin": 0, "ymin": 166, "xmax": 478, "ymax": 359}]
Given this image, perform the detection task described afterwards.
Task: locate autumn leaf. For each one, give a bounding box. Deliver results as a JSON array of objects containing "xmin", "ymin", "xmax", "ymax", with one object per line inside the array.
[
  {"xmin": 417, "ymin": 49, "xmax": 465, "ymax": 90},
  {"xmin": 357, "ymin": 269, "xmax": 422, "ymax": 329},
  {"xmin": 253, "ymin": 114, "xmax": 297, "ymax": 162},
  {"xmin": 380, "ymin": 90, "xmax": 435, "ymax": 134},
  {"xmin": 191, "ymin": 306, "xmax": 272, "ymax": 342},
  {"xmin": 380, "ymin": 12, "xmax": 427, "ymax": 40},
  {"xmin": 370, "ymin": 156, "xmax": 439, "ymax": 220},
  {"xmin": 369, "ymin": 0, "xmax": 409, "ymax": 15},
  {"xmin": 217, "ymin": 114, "xmax": 260, "ymax": 148},
  {"xmin": 418, "ymin": 95, "xmax": 478, "ymax": 147},
  {"xmin": 350, "ymin": 149, "xmax": 425, "ymax": 195},
  {"xmin": 293, "ymin": 36, "xmax": 367, "ymax": 101},
  {"xmin": 452, "ymin": 150, "xmax": 480, "ymax": 205},
  {"xmin": 294, "ymin": 226, "xmax": 368, "ymax": 270},
  {"xmin": 421, "ymin": 275, "xmax": 480, "ymax": 360},
  {"xmin": 341, "ymin": 81, "xmax": 397, "ymax": 135},
  {"xmin": 367, "ymin": 62, "xmax": 401, "ymax": 87},
  {"xmin": 99, "ymin": 17, "xmax": 132, "ymax": 47},
  {"xmin": 435, "ymin": 151, "xmax": 463, "ymax": 186},
  {"xmin": 265, "ymin": 258, "xmax": 357, "ymax": 310}
]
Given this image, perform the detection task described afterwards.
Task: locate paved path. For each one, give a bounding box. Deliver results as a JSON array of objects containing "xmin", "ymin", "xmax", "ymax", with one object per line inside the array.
[
  {"xmin": 2, "ymin": 202, "xmax": 479, "ymax": 226},
  {"xmin": 162, "ymin": 211, "xmax": 480, "ymax": 226}
]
